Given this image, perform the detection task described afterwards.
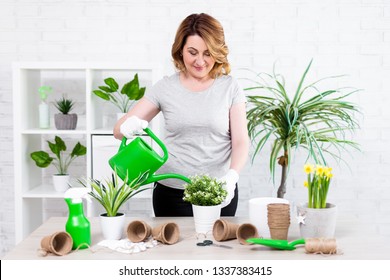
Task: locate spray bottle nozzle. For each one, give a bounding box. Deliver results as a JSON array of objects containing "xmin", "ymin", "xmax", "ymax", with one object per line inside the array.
[{"xmin": 64, "ymin": 188, "xmax": 92, "ymax": 203}]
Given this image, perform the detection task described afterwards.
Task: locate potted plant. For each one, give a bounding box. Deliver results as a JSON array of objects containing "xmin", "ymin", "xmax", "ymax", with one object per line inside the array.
[
  {"xmin": 53, "ymin": 96, "xmax": 78, "ymax": 130},
  {"xmin": 30, "ymin": 136, "xmax": 87, "ymax": 192},
  {"xmin": 183, "ymin": 174, "xmax": 227, "ymax": 234},
  {"xmin": 92, "ymin": 73, "xmax": 146, "ymax": 118},
  {"xmin": 77, "ymin": 170, "xmax": 150, "ymax": 240},
  {"xmin": 297, "ymin": 163, "xmax": 337, "ymax": 238},
  {"xmin": 245, "ymin": 59, "xmax": 361, "ymax": 198},
  {"xmin": 38, "ymin": 85, "xmax": 52, "ymax": 129}
]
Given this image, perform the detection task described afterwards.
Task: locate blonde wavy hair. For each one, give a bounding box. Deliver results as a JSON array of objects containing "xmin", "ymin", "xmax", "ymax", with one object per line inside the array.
[{"xmin": 171, "ymin": 13, "xmax": 231, "ymax": 78}]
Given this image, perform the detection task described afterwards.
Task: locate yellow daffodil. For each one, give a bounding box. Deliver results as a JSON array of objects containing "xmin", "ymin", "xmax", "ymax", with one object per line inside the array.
[
  {"xmin": 304, "ymin": 163, "xmax": 333, "ymax": 209},
  {"xmin": 304, "ymin": 164, "xmax": 314, "ymax": 174}
]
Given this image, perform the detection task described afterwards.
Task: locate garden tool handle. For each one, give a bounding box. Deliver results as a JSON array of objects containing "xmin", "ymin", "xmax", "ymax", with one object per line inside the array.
[
  {"xmin": 144, "ymin": 127, "xmax": 169, "ymax": 162},
  {"xmin": 289, "ymin": 239, "xmax": 306, "ymax": 247}
]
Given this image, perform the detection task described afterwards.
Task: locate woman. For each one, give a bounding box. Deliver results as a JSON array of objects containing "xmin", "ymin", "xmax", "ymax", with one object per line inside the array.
[{"xmin": 114, "ymin": 13, "xmax": 249, "ymax": 217}]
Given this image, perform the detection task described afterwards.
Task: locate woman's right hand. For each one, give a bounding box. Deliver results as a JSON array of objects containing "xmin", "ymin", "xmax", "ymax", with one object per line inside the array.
[{"xmin": 119, "ymin": 116, "xmax": 148, "ymax": 138}]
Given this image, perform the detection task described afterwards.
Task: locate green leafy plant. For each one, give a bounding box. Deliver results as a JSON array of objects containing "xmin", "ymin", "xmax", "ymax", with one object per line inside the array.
[
  {"xmin": 30, "ymin": 136, "xmax": 86, "ymax": 175},
  {"xmin": 78, "ymin": 170, "xmax": 150, "ymax": 217},
  {"xmin": 92, "ymin": 73, "xmax": 146, "ymax": 113},
  {"xmin": 245, "ymin": 59, "xmax": 361, "ymax": 198},
  {"xmin": 183, "ymin": 175, "xmax": 227, "ymax": 206},
  {"xmin": 38, "ymin": 85, "xmax": 52, "ymax": 102},
  {"xmin": 53, "ymin": 96, "xmax": 75, "ymax": 114},
  {"xmin": 304, "ymin": 163, "xmax": 333, "ymax": 209}
]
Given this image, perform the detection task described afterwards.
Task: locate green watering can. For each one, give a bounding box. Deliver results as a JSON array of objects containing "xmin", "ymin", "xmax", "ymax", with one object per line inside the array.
[{"xmin": 109, "ymin": 127, "xmax": 191, "ymax": 186}]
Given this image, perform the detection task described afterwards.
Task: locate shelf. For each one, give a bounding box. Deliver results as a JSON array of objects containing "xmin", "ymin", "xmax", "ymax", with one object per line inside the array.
[
  {"xmin": 13, "ymin": 62, "xmax": 161, "ymax": 243},
  {"xmin": 22, "ymin": 129, "xmax": 87, "ymax": 135},
  {"xmin": 22, "ymin": 184, "xmax": 68, "ymax": 198}
]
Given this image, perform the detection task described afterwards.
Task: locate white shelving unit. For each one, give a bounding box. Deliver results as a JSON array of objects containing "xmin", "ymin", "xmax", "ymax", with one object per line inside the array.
[{"xmin": 13, "ymin": 62, "xmax": 162, "ymax": 243}]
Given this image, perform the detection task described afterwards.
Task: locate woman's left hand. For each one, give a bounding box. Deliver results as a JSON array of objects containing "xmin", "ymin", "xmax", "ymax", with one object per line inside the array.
[{"xmin": 219, "ymin": 169, "xmax": 239, "ymax": 207}]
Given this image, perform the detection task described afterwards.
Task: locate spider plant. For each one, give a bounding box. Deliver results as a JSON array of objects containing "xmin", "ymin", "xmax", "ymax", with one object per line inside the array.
[
  {"xmin": 78, "ymin": 169, "xmax": 150, "ymax": 217},
  {"xmin": 245, "ymin": 59, "xmax": 361, "ymax": 198}
]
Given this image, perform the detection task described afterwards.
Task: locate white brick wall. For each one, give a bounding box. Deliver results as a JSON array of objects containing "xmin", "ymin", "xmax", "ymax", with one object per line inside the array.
[{"xmin": 1, "ymin": 0, "xmax": 390, "ymax": 257}]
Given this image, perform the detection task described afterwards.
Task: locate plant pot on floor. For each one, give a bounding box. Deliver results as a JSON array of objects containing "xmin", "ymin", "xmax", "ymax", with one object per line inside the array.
[
  {"xmin": 192, "ymin": 204, "xmax": 222, "ymax": 234},
  {"xmin": 54, "ymin": 113, "xmax": 78, "ymax": 130},
  {"xmin": 100, "ymin": 213, "xmax": 125, "ymax": 240},
  {"xmin": 296, "ymin": 203, "xmax": 338, "ymax": 238}
]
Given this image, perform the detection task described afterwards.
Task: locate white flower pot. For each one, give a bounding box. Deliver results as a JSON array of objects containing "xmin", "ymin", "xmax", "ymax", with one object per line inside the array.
[
  {"xmin": 192, "ymin": 204, "xmax": 221, "ymax": 234},
  {"xmin": 297, "ymin": 203, "xmax": 338, "ymax": 238},
  {"xmin": 52, "ymin": 174, "xmax": 70, "ymax": 192},
  {"xmin": 248, "ymin": 197, "xmax": 290, "ymax": 238},
  {"xmin": 100, "ymin": 213, "xmax": 125, "ymax": 240}
]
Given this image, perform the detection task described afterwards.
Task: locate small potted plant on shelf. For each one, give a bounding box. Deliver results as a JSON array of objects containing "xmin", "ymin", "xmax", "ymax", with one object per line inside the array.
[
  {"xmin": 92, "ymin": 73, "xmax": 146, "ymax": 118},
  {"xmin": 183, "ymin": 174, "xmax": 227, "ymax": 234},
  {"xmin": 77, "ymin": 170, "xmax": 150, "ymax": 240},
  {"xmin": 53, "ymin": 95, "xmax": 78, "ymax": 130},
  {"xmin": 30, "ymin": 135, "xmax": 87, "ymax": 192},
  {"xmin": 38, "ymin": 85, "xmax": 52, "ymax": 129},
  {"xmin": 297, "ymin": 163, "xmax": 337, "ymax": 238}
]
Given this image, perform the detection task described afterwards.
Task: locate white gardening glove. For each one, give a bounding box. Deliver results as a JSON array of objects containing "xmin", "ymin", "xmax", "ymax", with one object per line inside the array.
[
  {"xmin": 219, "ymin": 169, "xmax": 239, "ymax": 208},
  {"xmin": 119, "ymin": 116, "xmax": 148, "ymax": 139}
]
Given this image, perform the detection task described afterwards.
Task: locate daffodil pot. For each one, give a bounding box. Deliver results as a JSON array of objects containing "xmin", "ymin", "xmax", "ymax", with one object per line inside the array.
[
  {"xmin": 100, "ymin": 213, "xmax": 125, "ymax": 240},
  {"xmin": 52, "ymin": 174, "xmax": 70, "ymax": 192},
  {"xmin": 192, "ymin": 204, "xmax": 221, "ymax": 234},
  {"xmin": 296, "ymin": 203, "xmax": 337, "ymax": 238},
  {"xmin": 54, "ymin": 113, "xmax": 78, "ymax": 130}
]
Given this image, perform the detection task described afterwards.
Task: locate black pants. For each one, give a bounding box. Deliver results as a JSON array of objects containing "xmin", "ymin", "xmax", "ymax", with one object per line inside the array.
[{"xmin": 152, "ymin": 182, "xmax": 238, "ymax": 217}]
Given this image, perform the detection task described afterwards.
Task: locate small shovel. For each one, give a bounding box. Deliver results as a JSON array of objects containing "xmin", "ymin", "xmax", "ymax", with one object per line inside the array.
[{"xmin": 246, "ymin": 238, "xmax": 306, "ymax": 250}]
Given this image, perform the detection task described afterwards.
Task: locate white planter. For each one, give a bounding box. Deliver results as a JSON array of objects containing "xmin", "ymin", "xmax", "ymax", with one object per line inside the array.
[
  {"xmin": 192, "ymin": 204, "xmax": 221, "ymax": 234},
  {"xmin": 117, "ymin": 113, "xmax": 126, "ymax": 120},
  {"xmin": 100, "ymin": 213, "xmax": 125, "ymax": 240},
  {"xmin": 52, "ymin": 174, "xmax": 70, "ymax": 192},
  {"xmin": 39, "ymin": 102, "xmax": 50, "ymax": 129},
  {"xmin": 297, "ymin": 203, "xmax": 338, "ymax": 238},
  {"xmin": 248, "ymin": 197, "xmax": 290, "ymax": 238}
]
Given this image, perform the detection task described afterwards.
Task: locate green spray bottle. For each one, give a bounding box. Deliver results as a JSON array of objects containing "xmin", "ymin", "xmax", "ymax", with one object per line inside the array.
[{"xmin": 64, "ymin": 188, "xmax": 91, "ymax": 250}]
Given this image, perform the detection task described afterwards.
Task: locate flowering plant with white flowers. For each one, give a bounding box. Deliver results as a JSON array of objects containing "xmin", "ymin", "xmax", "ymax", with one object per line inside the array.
[
  {"xmin": 183, "ymin": 175, "xmax": 227, "ymax": 206},
  {"xmin": 304, "ymin": 164, "xmax": 333, "ymax": 209}
]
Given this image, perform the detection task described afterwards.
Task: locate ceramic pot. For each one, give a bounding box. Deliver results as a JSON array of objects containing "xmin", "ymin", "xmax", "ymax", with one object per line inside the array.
[
  {"xmin": 52, "ymin": 174, "xmax": 70, "ymax": 192},
  {"xmin": 297, "ymin": 203, "xmax": 338, "ymax": 238},
  {"xmin": 192, "ymin": 204, "xmax": 221, "ymax": 234},
  {"xmin": 54, "ymin": 113, "xmax": 77, "ymax": 130},
  {"xmin": 100, "ymin": 213, "xmax": 125, "ymax": 240}
]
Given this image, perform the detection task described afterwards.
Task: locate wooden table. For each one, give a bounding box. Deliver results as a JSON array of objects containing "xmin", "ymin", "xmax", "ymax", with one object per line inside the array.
[{"xmin": 3, "ymin": 216, "xmax": 390, "ymax": 260}]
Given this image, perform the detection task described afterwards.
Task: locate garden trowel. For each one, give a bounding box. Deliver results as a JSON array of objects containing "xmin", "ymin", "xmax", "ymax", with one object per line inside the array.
[{"xmin": 246, "ymin": 238, "xmax": 305, "ymax": 250}]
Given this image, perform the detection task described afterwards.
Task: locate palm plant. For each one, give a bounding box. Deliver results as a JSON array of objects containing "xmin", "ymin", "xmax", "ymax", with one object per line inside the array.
[
  {"xmin": 78, "ymin": 170, "xmax": 150, "ymax": 217},
  {"xmin": 245, "ymin": 59, "xmax": 361, "ymax": 198}
]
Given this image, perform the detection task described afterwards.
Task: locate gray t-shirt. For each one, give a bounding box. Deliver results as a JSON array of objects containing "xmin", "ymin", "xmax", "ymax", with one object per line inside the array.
[{"xmin": 145, "ymin": 72, "xmax": 246, "ymax": 189}]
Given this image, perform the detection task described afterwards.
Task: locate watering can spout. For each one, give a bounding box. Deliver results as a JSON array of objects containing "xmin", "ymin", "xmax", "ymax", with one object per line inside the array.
[
  {"xmin": 143, "ymin": 173, "xmax": 191, "ymax": 185},
  {"xmin": 109, "ymin": 127, "xmax": 190, "ymax": 186}
]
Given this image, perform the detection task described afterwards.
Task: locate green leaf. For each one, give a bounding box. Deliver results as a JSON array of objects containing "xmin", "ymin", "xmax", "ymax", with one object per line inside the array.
[
  {"xmin": 104, "ymin": 77, "xmax": 119, "ymax": 92},
  {"xmin": 30, "ymin": 151, "xmax": 53, "ymax": 168},
  {"xmin": 71, "ymin": 142, "xmax": 87, "ymax": 157},
  {"xmin": 48, "ymin": 136, "xmax": 66, "ymax": 159},
  {"xmin": 98, "ymin": 86, "xmax": 115, "ymax": 93},
  {"xmin": 93, "ymin": 90, "xmax": 110, "ymax": 101}
]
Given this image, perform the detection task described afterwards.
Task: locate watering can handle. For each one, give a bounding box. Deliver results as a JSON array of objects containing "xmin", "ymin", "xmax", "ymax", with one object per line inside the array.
[
  {"xmin": 143, "ymin": 127, "xmax": 169, "ymax": 162},
  {"xmin": 118, "ymin": 128, "xmax": 168, "ymax": 162}
]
